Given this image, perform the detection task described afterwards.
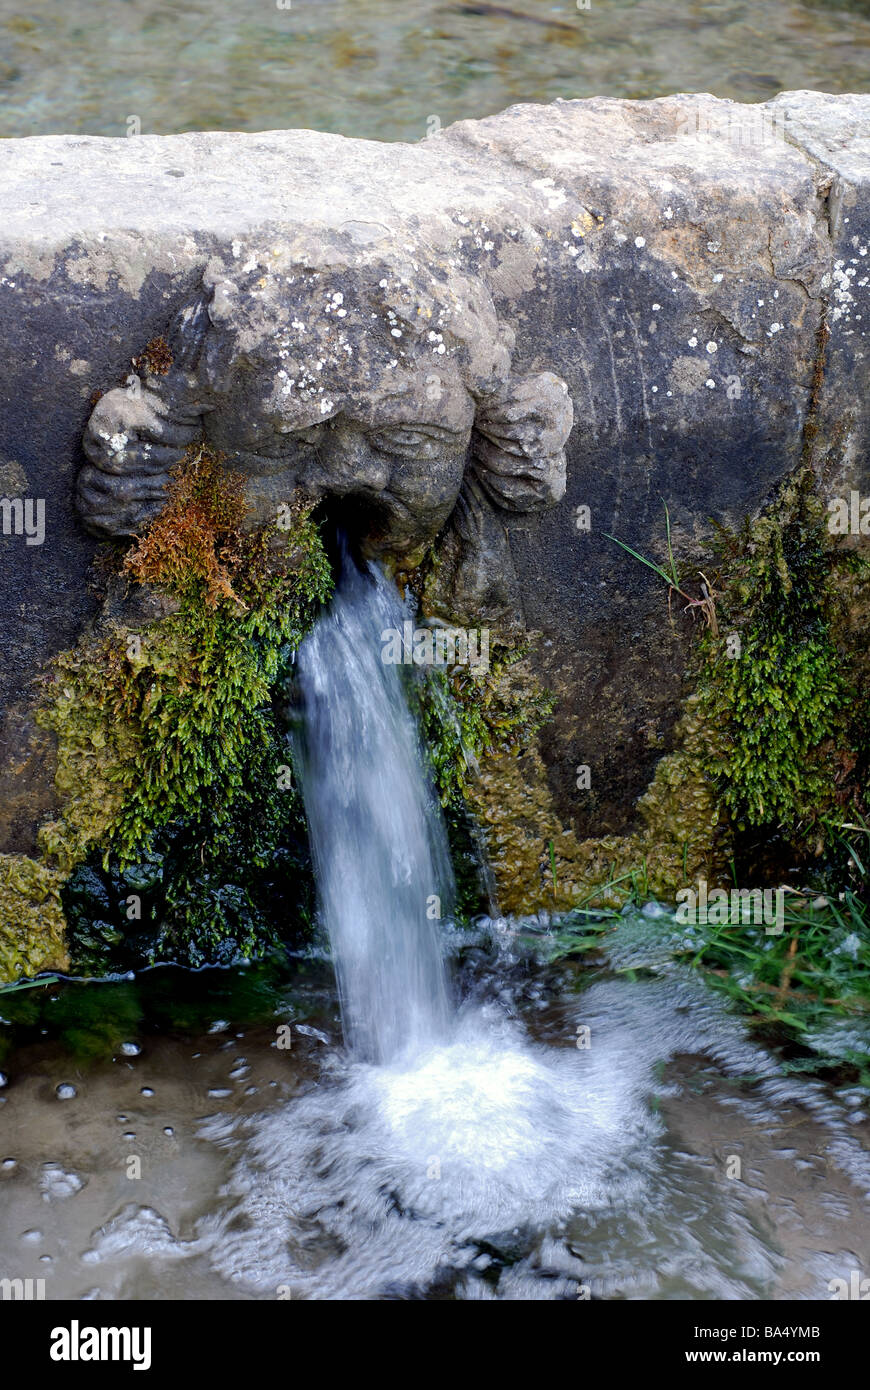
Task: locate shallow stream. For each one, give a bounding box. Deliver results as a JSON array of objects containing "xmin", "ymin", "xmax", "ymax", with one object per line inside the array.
[
  {"xmin": 1, "ymin": 915, "xmax": 868, "ymax": 1300},
  {"xmin": 2, "ymin": 0, "xmax": 870, "ymax": 141}
]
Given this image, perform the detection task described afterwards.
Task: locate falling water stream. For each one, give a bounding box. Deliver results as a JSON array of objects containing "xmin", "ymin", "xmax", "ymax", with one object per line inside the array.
[
  {"xmin": 0, "ymin": 558, "xmax": 868, "ymax": 1299},
  {"xmin": 293, "ymin": 551, "xmax": 452, "ymax": 1064}
]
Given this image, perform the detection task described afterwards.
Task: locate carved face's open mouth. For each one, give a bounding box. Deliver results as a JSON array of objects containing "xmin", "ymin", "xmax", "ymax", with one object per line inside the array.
[{"xmin": 311, "ymin": 492, "xmax": 404, "ymax": 575}]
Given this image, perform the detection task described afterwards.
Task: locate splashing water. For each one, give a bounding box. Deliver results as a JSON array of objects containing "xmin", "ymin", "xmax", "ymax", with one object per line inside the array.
[
  {"xmin": 294, "ymin": 549, "xmax": 452, "ymax": 1063},
  {"xmin": 270, "ymin": 552, "xmax": 666, "ymax": 1293}
]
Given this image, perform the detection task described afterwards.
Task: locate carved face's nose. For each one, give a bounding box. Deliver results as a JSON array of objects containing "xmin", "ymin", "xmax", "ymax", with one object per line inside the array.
[{"xmin": 300, "ymin": 420, "xmax": 390, "ymax": 497}]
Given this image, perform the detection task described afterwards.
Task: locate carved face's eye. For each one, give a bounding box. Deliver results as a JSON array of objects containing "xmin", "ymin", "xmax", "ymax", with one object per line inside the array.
[{"xmin": 367, "ymin": 426, "xmax": 454, "ymax": 458}]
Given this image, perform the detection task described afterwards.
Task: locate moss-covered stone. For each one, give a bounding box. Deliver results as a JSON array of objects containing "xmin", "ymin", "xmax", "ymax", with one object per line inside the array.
[
  {"xmin": 446, "ymin": 466, "xmax": 867, "ymax": 915},
  {"xmin": 414, "ymin": 639, "xmax": 554, "ymax": 813},
  {"xmin": 0, "ymin": 445, "xmax": 333, "ymax": 982},
  {"xmin": 695, "ymin": 468, "xmax": 863, "ymax": 849},
  {"xmin": 465, "ymin": 693, "xmax": 727, "ymax": 914}
]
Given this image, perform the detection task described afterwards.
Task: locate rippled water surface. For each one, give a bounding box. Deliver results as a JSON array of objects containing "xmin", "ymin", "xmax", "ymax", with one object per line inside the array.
[
  {"xmin": 1, "ymin": 920, "xmax": 868, "ymax": 1300},
  {"xmin": 1, "ymin": 1, "xmax": 870, "ymax": 140}
]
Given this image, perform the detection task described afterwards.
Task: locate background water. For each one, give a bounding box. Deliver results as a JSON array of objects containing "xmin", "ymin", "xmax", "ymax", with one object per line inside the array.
[{"xmin": 1, "ymin": 0, "xmax": 869, "ymax": 141}]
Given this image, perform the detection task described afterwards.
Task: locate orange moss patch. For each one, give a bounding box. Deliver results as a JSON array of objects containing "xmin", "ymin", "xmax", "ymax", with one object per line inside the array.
[
  {"xmin": 133, "ymin": 335, "xmax": 173, "ymax": 377},
  {"xmin": 123, "ymin": 445, "xmax": 247, "ymax": 607}
]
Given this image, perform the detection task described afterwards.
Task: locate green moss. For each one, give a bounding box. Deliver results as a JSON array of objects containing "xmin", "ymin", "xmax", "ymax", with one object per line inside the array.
[
  {"xmin": 695, "ymin": 468, "xmax": 868, "ymax": 859},
  {"xmin": 29, "ymin": 449, "xmax": 333, "ymax": 972},
  {"xmin": 36, "ymin": 627, "xmax": 142, "ymax": 873},
  {"xmin": 465, "ymin": 468, "xmax": 868, "ymax": 916},
  {"xmin": 39, "ymin": 517, "xmax": 330, "ymax": 868},
  {"xmin": 590, "ymin": 472, "xmax": 868, "ymax": 899},
  {"xmin": 0, "ymin": 854, "xmax": 69, "ymax": 980},
  {"xmin": 414, "ymin": 640, "xmax": 555, "ymax": 813}
]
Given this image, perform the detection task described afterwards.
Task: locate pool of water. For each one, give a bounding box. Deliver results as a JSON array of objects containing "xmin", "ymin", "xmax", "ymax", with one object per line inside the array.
[
  {"xmin": 1, "ymin": 916, "xmax": 867, "ymax": 1300},
  {"xmin": 2, "ymin": 0, "xmax": 870, "ymax": 142}
]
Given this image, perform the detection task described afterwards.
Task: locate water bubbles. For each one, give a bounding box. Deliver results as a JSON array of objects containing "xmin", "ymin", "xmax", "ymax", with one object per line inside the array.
[
  {"xmin": 56, "ymin": 1083, "xmax": 77, "ymax": 1100},
  {"xmin": 206, "ymin": 995, "xmax": 666, "ymax": 1299},
  {"xmin": 2, "ymin": 1158, "xmax": 16, "ymax": 1170},
  {"xmin": 120, "ymin": 1042, "xmax": 141, "ymax": 1057},
  {"xmin": 140, "ymin": 1087, "xmax": 154, "ymax": 1097}
]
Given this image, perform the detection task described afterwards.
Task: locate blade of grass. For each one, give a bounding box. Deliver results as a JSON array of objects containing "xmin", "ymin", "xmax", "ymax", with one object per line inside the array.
[
  {"xmin": 0, "ymin": 974, "xmax": 59, "ymax": 994},
  {"xmin": 662, "ymin": 498, "xmax": 680, "ymax": 588},
  {"xmin": 603, "ymin": 534, "xmax": 677, "ymax": 590}
]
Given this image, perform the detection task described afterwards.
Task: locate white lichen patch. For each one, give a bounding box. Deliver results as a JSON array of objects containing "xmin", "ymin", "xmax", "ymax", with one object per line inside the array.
[
  {"xmin": 831, "ymin": 260, "xmax": 858, "ymax": 323},
  {"xmin": 530, "ymin": 178, "xmax": 567, "ymax": 211}
]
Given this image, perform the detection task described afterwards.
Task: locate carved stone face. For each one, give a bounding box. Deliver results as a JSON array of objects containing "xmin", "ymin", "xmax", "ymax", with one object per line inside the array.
[
  {"xmin": 79, "ymin": 238, "xmax": 573, "ymax": 618},
  {"xmin": 202, "ymin": 351, "xmax": 478, "ymax": 559}
]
